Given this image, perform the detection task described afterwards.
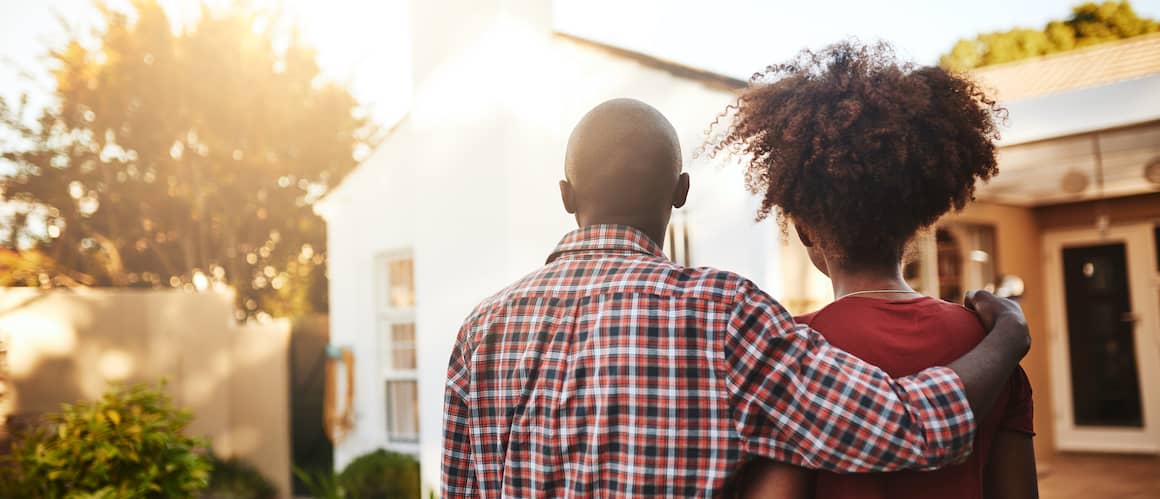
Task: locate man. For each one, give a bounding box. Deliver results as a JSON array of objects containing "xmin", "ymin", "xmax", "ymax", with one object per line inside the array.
[{"xmin": 441, "ymin": 99, "xmax": 1030, "ymax": 497}]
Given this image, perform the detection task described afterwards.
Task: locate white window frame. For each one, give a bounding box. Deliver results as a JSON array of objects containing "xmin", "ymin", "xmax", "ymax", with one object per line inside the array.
[{"xmin": 374, "ymin": 249, "xmax": 419, "ymax": 449}]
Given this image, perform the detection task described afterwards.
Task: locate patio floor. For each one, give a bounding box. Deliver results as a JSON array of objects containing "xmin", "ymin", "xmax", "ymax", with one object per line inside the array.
[{"xmin": 1039, "ymin": 453, "xmax": 1160, "ymax": 498}]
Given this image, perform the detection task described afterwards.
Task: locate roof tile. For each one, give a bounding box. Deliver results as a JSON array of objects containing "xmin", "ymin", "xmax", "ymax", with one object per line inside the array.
[{"xmin": 971, "ymin": 33, "xmax": 1160, "ymax": 101}]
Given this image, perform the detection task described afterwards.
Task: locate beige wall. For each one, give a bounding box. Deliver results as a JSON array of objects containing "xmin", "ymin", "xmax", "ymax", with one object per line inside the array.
[
  {"xmin": 947, "ymin": 202, "xmax": 1055, "ymax": 462},
  {"xmin": 0, "ymin": 288, "xmax": 291, "ymax": 497}
]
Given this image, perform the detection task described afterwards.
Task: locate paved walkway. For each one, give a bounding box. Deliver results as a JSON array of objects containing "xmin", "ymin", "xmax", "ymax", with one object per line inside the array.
[{"xmin": 1039, "ymin": 453, "xmax": 1160, "ymax": 498}]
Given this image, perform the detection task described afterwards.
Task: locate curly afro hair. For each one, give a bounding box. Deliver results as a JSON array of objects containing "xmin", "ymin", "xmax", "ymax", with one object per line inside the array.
[{"xmin": 707, "ymin": 41, "xmax": 1004, "ymax": 267}]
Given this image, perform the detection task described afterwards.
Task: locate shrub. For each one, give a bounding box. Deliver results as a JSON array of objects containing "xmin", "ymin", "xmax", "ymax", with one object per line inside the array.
[
  {"xmin": 338, "ymin": 449, "xmax": 420, "ymax": 499},
  {"xmin": 292, "ymin": 466, "xmax": 345, "ymax": 499},
  {"xmin": 1, "ymin": 382, "xmax": 211, "ymax": 498},
  {"xmin": 202, "ymin": 456, "xmax": 277, "ymax": 499}
]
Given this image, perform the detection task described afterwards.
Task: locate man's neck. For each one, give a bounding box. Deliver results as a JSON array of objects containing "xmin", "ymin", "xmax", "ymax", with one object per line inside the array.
[
  {"xmin": 578, "ymin": 216, "xmax": 667, "ymax": 247},
  {"xmin": 826, "ymin": 260, "xmax": 917, "ymax": 299}
]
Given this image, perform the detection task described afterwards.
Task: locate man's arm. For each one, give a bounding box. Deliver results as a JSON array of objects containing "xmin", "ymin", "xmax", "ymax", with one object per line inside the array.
[
  {"xmin": 441, "ymin": 337, "xmax": 478, "ymax": 498},
  {"xmin": 724, "ymin": 283, "xmax": 1029, "ymax": 473},
  {"xmin": 952, "ymin": 290, "xmax": 1032, "ymax": 424}
]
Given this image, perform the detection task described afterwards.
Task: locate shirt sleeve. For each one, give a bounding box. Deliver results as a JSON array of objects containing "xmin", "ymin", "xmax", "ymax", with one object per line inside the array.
[
  {"xmin": 723, "ymin": 280, "xmax": 977, "ymax": 473},
  {"xmin": 441, "ymin": 328, "xmax": 478, "ymax": 498},
  {"xmin": 998, "ymin": 366, "xmax": 1035, "ymax": 436}
]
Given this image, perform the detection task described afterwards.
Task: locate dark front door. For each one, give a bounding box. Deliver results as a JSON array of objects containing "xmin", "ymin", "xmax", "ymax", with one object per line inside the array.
[{"xmin": 1062, "ymin": 243, "xmax": 1144, "ymax": 427}]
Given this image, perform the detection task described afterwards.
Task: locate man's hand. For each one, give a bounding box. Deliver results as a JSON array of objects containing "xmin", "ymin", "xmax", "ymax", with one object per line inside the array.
[
  {"xmin": 964, "ymin": 290, "xmax": 1031, "ymax": 357},
  {"xmin": 947, "ymin": 290, "xmax": 1032, "ymax": 423}
]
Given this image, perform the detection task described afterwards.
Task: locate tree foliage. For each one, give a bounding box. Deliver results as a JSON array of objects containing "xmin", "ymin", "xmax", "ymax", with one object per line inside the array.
[
  {"xmin": 0, "ymin": 0, "xmax": 377, "ymax": 319},
  {"xmin": 940, "ymin": 1, "xmax": 1160, "ymax": 71}
]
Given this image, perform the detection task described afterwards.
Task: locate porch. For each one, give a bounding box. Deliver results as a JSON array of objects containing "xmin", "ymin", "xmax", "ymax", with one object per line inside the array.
[{"xmin": 1040, "ymin": 453, "xmax": 1160, "ymax": 498}]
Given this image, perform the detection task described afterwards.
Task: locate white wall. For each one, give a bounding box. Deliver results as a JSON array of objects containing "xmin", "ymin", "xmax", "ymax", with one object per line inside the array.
[
  {"xmin": 320, "ymin": 17, "xmax": 781, "ymax": 492},
  {"xmin": 319, "ymin": 126, "xmax": 420, "ymax": 465}
]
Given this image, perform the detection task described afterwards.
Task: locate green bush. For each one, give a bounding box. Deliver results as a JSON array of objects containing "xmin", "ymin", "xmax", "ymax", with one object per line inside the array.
[
  {"xmin": 338, "ymin": 449, "xmax": 420, "ymax": 499},
  {"xmin": 0, "ymin": 382, "xmax": 211, "ymax": 498},
  {"xmin": 202, "ymin": 456, "xmax": 277, "ymax": 499},
  {"xmin": 288, "ymin": 449, "xmax": 420, "ymax": 499},
  {"xmin": 293, "ymin": 466, "xmax": 345, "ymax": 499}
]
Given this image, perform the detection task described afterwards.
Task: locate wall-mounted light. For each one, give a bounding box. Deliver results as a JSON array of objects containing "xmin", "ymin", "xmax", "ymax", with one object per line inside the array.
[
  {"xmin": 1144, "ymin": 157, "xmax": 1160, "ymax": 187},
  {"xmin": 1060, "ymin": 169, "xmax": 1090, "ymax": 194}
]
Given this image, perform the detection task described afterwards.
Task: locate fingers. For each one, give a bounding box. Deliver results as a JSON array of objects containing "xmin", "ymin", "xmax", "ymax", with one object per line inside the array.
[
  {"xmin": 964, "ymin": 290, "xmax": 997, "ymax": 313},
  {"xmin": 964, "ymin": 290, "xmax": 1002, "ymax": 331},
  {"xmin": 963, "ymin": 290, "xmax": 979, "ymax": 312}
]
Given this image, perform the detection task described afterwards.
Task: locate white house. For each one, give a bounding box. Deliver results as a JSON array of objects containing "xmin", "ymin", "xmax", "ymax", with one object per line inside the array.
[
  {"xmin": 319, "ymin": 0, "xmax": 1160, "ymax": 488},
  {"xmin": 314, "ymin": 0, "xmax": 785, "ymax": 491}
]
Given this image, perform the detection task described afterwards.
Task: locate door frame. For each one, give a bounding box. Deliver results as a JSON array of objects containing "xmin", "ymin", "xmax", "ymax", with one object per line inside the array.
[{"xmin": 1043, "ymin": 222, "xmax": 1160, "ymax": 454}]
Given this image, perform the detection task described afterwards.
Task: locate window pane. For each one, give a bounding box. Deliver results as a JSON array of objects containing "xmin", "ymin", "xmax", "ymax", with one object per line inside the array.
[
  {"xmin": 932, "ymin": 223, "xmax": 998, "ymax": 302},
  {"xmin": 1062, "ymin": 243, "xmax": 1142, "ymax": 427},
  {"xmin": 936, "ymin": 229, "xmax": 963, "ymax": 301},
  {"xmin": 388, "ymin": 257, "xmax": 415, "ymax": 308},
  {"xmin": 386, "ymin": 380, "xmax": 419, "ymax": 441},
  {"xmin": 391, "ymin": 323, "xmax": 416, "ymax": 370}
]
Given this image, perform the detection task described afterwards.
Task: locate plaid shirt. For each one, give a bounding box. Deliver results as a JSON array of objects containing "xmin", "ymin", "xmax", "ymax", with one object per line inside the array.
[{"xmin": 443, "ymin": 225, "xmax": 976, "ymax": 498}]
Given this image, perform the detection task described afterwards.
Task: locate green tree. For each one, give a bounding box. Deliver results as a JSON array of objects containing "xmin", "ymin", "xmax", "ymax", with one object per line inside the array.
[
  {"xmin": 940, "ymin": 1, "xmax": 1160, "ymax": 71},
  {"xmin": 0, "ymin": 0, "xmax": 378, "ymax": 319}
]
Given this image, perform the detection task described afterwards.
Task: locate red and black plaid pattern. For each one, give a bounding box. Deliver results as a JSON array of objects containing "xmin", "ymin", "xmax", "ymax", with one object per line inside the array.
[{"xmin": 443, "ymin": 224, "xmax": 975, "ymax": 498}]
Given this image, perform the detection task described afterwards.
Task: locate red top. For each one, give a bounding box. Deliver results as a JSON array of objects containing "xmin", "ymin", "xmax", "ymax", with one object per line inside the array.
[{"xmin": 797, "ymin": 296, "xmax": 1035, "ymax": 499}]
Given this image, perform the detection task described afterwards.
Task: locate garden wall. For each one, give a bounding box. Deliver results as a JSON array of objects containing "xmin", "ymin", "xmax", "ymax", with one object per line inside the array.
[{"xmin": 0, "ymin": 288, "xmax": 291, "ymax": 497}]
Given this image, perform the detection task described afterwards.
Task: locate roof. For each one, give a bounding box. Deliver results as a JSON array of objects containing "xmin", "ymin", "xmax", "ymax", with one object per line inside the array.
[
  {"xmin": 552, "ymin": 32, "xmax": 747, "ymax": 92},
  {"xmin": 995, "ymin": 74, "xmax": 1160, "ymax": 145},
  {"xmin": 314, "ymin": 114, "xmax": 410, "ymax": 216},
  {"xmin": 318, "ymin": 30, "xmax": 745, "ymax": 212},
  {"xmin": 973, "ymin": 35, "xmax": 1160, "ymax": 205},
  {"xmin": 971, "ymin": 33, "xmax": 1160, "ymax": 102}
]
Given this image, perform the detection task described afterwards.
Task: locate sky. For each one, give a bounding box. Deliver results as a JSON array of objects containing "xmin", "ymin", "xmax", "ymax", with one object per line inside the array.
[{"xmin": 2, "ymin": 0, "xmax": 1160, "ymax": 125}]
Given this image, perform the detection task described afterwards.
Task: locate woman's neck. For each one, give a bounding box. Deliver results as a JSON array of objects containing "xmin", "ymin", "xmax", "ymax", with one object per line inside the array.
[{"xmin": 826, "ymin": 259, "xmax": 920, "ymax": 300}]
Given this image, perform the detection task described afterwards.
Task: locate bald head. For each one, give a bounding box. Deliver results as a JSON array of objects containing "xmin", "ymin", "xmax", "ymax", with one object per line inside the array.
[{"xmin": 560, "ymin": 99, "xmax": 688, "ymax": 243}]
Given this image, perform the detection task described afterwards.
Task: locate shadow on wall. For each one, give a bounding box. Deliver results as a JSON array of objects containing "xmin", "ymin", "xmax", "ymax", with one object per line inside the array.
[{"xmin": 0, "ymin": 288, "xmax": 292, "ymax": 497}]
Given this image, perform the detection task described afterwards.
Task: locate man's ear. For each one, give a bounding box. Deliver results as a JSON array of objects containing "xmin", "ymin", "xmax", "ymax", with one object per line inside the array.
[
  {"xmin": 559, "ymin": 179, "xmax": 577, "ymax": 214},
  {"xmin": 672, "ymin": 172, "xmax": 690, "ymax": 208},
  {"xmin": 795, "ymin": 224, "xmax": 814, "ymax": 247}
]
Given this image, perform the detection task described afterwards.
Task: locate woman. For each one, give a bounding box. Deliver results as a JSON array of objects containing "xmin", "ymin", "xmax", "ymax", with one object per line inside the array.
[{"xmin": 711, "ymin": 41, "xmax": 1037, "ymax": 499}]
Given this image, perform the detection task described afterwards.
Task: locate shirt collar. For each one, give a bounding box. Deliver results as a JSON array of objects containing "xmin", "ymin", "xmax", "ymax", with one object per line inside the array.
[{"xmin": 547, "ymin": 224, "xmax": 667, "ymax": 263}]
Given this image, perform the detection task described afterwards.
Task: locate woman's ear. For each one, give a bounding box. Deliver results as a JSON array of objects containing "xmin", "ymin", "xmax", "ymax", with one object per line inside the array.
[
  {"xmin": 795, "ymin": 224, "xmax": 814, "ymax": 247},
  {"xmin": 796, "ymin": 223, "xmax": 831, "ymax": 277}
]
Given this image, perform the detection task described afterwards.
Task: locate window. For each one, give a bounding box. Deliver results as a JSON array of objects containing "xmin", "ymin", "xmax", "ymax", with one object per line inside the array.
[
  {"xmin": 905, "ymin": 223, "xmax": 998, "ymax": 301},
  {"xmin": 376, "ymin": 252, "xmax": 418, "ymax": 443},
  {"xmin": 936, "ymin": 229, "xmax": 965, "ymax": 301}
]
